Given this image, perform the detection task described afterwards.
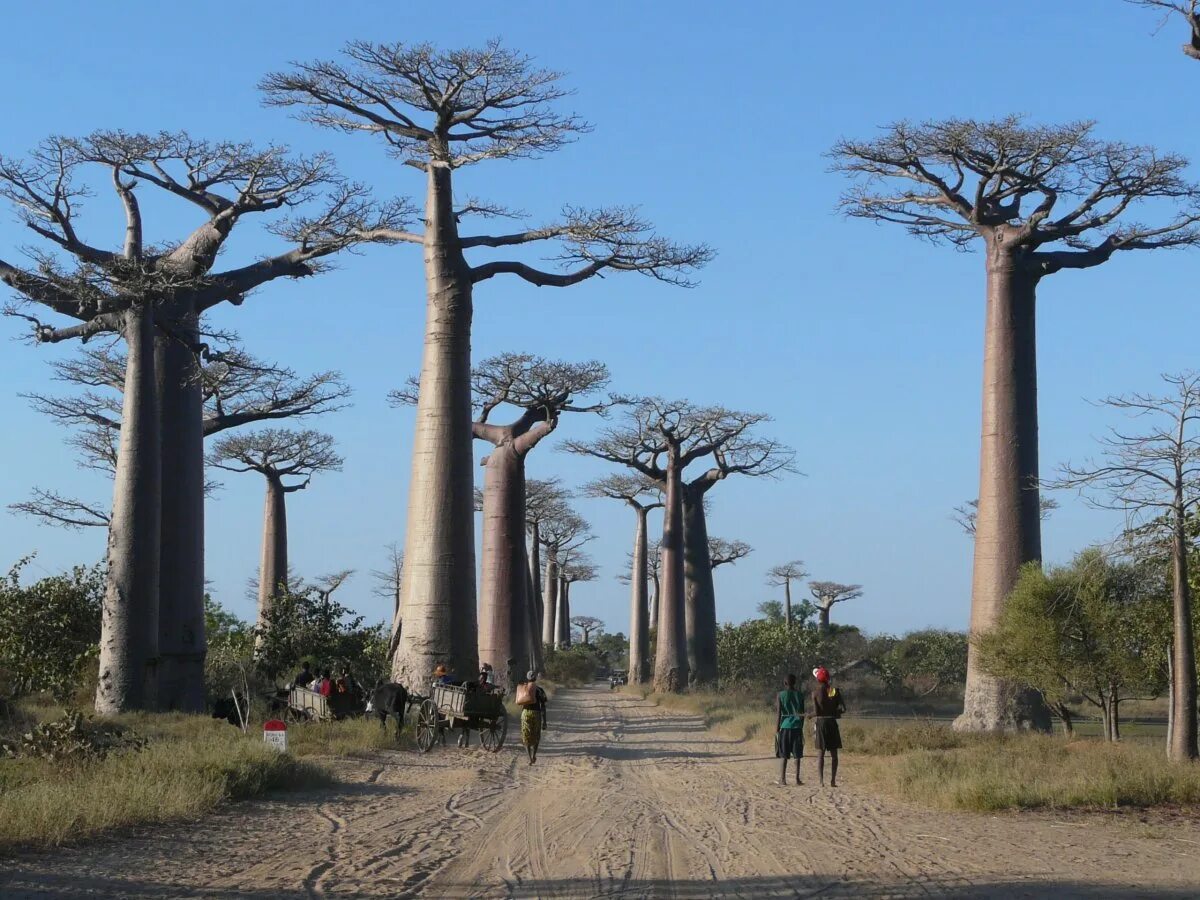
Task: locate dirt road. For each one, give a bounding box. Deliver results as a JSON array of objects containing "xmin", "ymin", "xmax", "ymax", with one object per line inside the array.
[{"xmin": 3, "ymin": 685, "xmax": 1199, "ymax": 898}]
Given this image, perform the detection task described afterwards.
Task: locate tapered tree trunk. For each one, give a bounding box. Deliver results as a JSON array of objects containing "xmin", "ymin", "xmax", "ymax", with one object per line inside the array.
[
  {"xmin": 629, "ymin": 506, "xmax": 651, "ymax": 684},
  {"xmin": 258, "ymin": 475, "xmax": 288, "ymax": 630},
  {"xmin": 393, "ymin": 164, "xmax": 478, "ymax": 687},
  {"xmin": 478, "ymin": 444, "xmax": 529, "ymax": 678},
  {"xmin": 96, "ymin": 303, "xmax": 161, "ymax": 714},
  {"xmin": 784, "ymin": 580, "xmax": 793, "ymax": 628},
  {"xmin": 818, "ymin": 604, "xmax": 831, "ymax": 634},
  {"xmin": 650, "ymin": 572, "xmax": 661, "ymax": 633},
  {"xmin": 956, "ymin": 245, "xmax": 1051, "ymax": 733},
  {"xmin": 654, "ymin": 453, "xmax": 688, "ymax": 692},
  {"xmin": 556, "ymin": 577, "xmax": 571, "ymax": 648},
  {"xmin": 154, "ymin": 308, "xmax": 206, "ymax": 712},
  {"xmin": 682, "ymin": 485, "xmax": 718, "ymax": 686},
  {"xmin": 523, "ymin": 541, "xmax": 543, "ymax": 676},
  {"xmin": 542, "ymin": 551, "xmax": 559, "ymax": 648},
  {"xmin": 1101, "ymin": 700, "xmax": 1114, "ymax": 743},
  {"xmin": 529, "ymin": 522, "xmax": 543, "ymax": 639},
  {"xmin": 1169, "ymin": 503, "xmax": 1198, "ymax": 760},
  {"xmin": 1167, "ymin": 646, "xmax": 1175, "ymax": 756},
  {"xmin": 1110, "ymin": 691, "xmax": 1121, "ymax": 742}
]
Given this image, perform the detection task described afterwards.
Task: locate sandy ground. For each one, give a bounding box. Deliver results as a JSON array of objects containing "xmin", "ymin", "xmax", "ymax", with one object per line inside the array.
[{"xmin": 3, "ymin": 685, "xmax": 1200, "ymax": 899}]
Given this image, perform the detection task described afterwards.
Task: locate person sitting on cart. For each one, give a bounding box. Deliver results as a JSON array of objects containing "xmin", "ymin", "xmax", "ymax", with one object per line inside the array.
[
  {"xmin": 318, "ymin": 669, "xmax": 334, "ymax": 698},
  {"xmin": 294, "ymin": 661, "xmax": 314, "ymax": 690},
  {"xmin": 336, "ymin": 666, "xmax": 357, "ymax": 698},
  {"xmin": 517, "ymin": 670, "xmax": 549, "ymax": 765},
  {"xmin": 434, "ymin": 662, "xmax": 455, "ymax": 685}
]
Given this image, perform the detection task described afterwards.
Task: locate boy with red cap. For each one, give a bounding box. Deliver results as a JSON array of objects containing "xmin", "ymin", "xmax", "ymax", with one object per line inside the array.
[{"xmin": 811, "ymin": 666, "xmax": 847, "ymax": 787}]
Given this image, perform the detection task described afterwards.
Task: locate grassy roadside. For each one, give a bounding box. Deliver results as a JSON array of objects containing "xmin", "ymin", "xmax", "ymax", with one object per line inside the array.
[
  {"xmin": 627, "ymin": 687, "xmax": 1200, "ymax": 813},
  {"xmin": 0, "ymin": 704, "xmax": 411, "ymax": 853}
]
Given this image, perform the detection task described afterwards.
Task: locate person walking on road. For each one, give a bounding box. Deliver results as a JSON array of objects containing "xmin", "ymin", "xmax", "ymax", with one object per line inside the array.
[
  {"xmin": 811, "ymin": 666, "xmax": 846, "ymax": 787},
  {"xmin": 516, "ymin": 671, "xmax": 549, "ymax": 765},
  {"xmin": 775, "ymin": 673, "xmax": 806, "ymax": 785}
]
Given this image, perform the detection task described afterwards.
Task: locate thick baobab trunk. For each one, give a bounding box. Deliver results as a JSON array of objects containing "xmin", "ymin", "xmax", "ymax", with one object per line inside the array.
[
  {"xmin": 96, "ymin": 303, "xmax": 161, "ymax": 714},
  {"xmin": 628, "ymin": 506, "xmax": 651, "ymax": 684},
  {"xmin": 542, "ymin": 552, "xmax": 559, "ymax": 648},
  {"xmin": 784, "ymin": 580, "xmax": 793, "ymax": 627},
  {"xmin": 654, "ymin": 455, "xmax": 688, "ymax": 692},
  {"xmin": 1167, "ymin": 646, "xmax": 1176, "ymax": 756},
  {"xmin": 393, "ymin": 164, "xmax": 478, "ymax": 687},
  {"xmin": 529, "ymin": 522, "xmax": 543, "ymax": 638},
  {"xmin": 1169, "ymin": 506, "xmax": 1198, "ymax": 760},
  {"xmin": 817, "ymin": 604, "xmax": 832, "ymax": 634},
  {"xmin": 682, "ymin": 486, "xmax": 718, "ymax": 686},
  {"xmin": 523, "ymin": 541, "xmax": 543, "ymax": 676},
  {"xmin": 478, "ymin": 445, "xmax": 529, "ymax": 678},
  {"xmin": 650, "ymin": 571, "xmax": 661, "ymax": 633},
  {"xmin": 556, "ymin": 578, "xmax": 571, "ymax": 648},
  {"xmin": 155, "ymin": 309, "xmax": 206, "ymax": 712},
  {"xmin": 257, "ymin": 475, "xmax": 289, "ymax": 629},
  {"xmin": 956, "ymin": 246, "xmax": 1050, "ymax": 733}
]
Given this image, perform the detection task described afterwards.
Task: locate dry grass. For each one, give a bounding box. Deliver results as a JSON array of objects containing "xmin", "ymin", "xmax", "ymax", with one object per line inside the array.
[
  {"xmin": 629, "ymin": 688, "xmax": 1199, "ymax": 813},
  {"xmin": 0, "ymin": 704, "xmax": 410, "ymax": 852}
]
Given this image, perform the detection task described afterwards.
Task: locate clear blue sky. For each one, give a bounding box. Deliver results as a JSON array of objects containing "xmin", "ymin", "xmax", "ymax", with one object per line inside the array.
[{"xmin": 1, "ymin": 1, "xmax": 1196, "ymax": 638}]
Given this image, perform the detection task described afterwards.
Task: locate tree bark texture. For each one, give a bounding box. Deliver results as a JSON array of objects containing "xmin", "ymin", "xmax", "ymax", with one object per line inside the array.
[
  {"xmin": 654, "ymin": 454, "xmax": 688, "ymax": 692},
  {"xmin": 628, "ymin": 505, "xmax": 651, "ymax": 684},
  {"xmin": 95, "ymin": 303, "xmax": 161, "ymax": 714},
  {"xmin": 682, "ymin": 484, "xmax": 718, "ymax": 686},
  {"xmin": 154, "ymin": 307, "xmax": 206, "ymax": 712},
  {"xmin": 529, "ymin": 523, "xmax": 543, "ymax": 637},
  {"xmin": 522, "ymin": 540, "xmax": 543, "ymax": 676},
  {"xmin": 393, "ymin": 164, "xmax": 479, "ymax": 687},
  {"xmin": 956, "ymin": 243, "xmax": 1051, "ymax": 733},
  {"xmin": 1169, "ymin": 505, "xmax": 1199, "ymax": 760},
  {"xmin": 542, "ymin": 552, "xmax": 559, "ymax": 649},
  {"xmin": 650, "ymin": 571, "xmax": 661, "ymax": 634},
  {"xmin": 784, "ymin": 580, "xmax": 793, "ymax": 627},
  {"xmin": 555, "ymin": 577, "xmax": 571, "ymax": 648},
  {"xmin": 257, "ymin": 475, "xmax": 289, "ymax": 630},
  {"xmin": 478, "ymin": 445, "xmax": 530, "ymax": 679},
  {"xmin": 818, "ymin": 604, "xmax": 831, "ymax": 634}
]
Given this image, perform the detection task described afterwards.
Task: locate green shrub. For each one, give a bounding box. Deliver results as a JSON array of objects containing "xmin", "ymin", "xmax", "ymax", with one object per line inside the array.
[
  {"xmin": 0, "ymin": 557, "xmax": 103, "ymax": 702},
  {"xmin": 543, "ymin": 646, "xmax": 600, "ymax": 685},
  {"xmin": 1, "ymin": 711, "xmax": 146, "ymax": 762}
]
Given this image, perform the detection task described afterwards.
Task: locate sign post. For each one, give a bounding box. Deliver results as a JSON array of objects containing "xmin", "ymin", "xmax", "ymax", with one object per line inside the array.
[{"xmin": 263, "ymin": 719, "xmax": 288, "ymax": 753}]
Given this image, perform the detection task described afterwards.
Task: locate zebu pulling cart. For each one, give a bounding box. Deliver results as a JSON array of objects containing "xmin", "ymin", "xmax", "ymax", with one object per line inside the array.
[{"xmin": 414, "ymin": 682, "xmax": 508, "ymax": 753}]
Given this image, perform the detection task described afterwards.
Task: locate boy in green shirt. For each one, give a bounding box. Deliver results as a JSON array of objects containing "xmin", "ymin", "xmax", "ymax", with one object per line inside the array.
[{"xmin": 775, "ymin": 673, "xmax": 805, "ymax": 785}]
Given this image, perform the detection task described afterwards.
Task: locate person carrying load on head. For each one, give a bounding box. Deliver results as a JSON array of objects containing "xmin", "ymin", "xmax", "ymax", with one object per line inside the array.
[
  {"xmin": 810, "ymin": 666, "xmax": 847, "ymax": 787},
  {"xmin": 515, "ymin": 670, "xmax": 549, "ymax": 765}
]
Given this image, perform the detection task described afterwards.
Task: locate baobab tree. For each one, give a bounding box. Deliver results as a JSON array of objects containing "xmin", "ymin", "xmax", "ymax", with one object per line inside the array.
[
  {"xmin": 262, "ymin": 40, "xmax": 711, "ymax": 688},
  {"xmin": 832, "ymin": 117, "xmax": 1200, "ymax": 732},
  {"xmin": 571, "ymin": 615, "xmax": 604, "ymax": 645},
  {"xmin": 17, "ymin": 343, "xmax": 349, "ymax": 526},
  {"xmin": 14, "ymin": 342, "xmax": 350, "ymax": 711},
  {"xmin": 1128, "ymin": 1, "xmax": 1200, "ymax": 59},
  {"xmin": 766, "ymin": 560, "xmax": 808, "ymax": 627},
  {"xmin": 567, "ymin": 399, "xmax": 793, "ymax": 690},
  {"xmin": 538, "ymin": 504, "xmax": 591, "ymax": 651},
  {"xmin": 809, "ymin": 582, "xmax": 864, "ymax": 634},
  {"xmin": 558, "ymin": 556, "xmax": 598, "ymax": 648},
  {"xmin": 371, "ymin": 543, "xmax": 405, "ymax": 661},
  {"xmin": 0, "ymin": 133, "xmax": 377, "ymax": 713},
  {"xmin": 207, "ymin": 429, "xmax": 343, "ymax": 631},
  {"xmin": 1049, "ymin": 373, "xmax": 1200, "ymax": 761},
  {"xmin": 584, "ymin": 474, "xmax": 663, "ymax": 683},
  {"xmin": 616, "ymin": 538, "xmax": 664, "ymax": 629},
  {"xmin": 709, "ymin": 538, "xmax": 752, "ymax": 569},
  {"xmin": 525, "ymin": 477, "xmax": 568, "ymax": 672},
  {"xmin": 475, "ymin": 355, "xmax": 613, "ymax": 680}
]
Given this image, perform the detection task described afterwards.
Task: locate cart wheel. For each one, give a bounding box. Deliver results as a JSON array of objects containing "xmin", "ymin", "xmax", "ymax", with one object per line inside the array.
[
  {"xmin": 416, "ymin": 699, "xmax": 439, "ymax": 753},
  {"xmin": 480, "ymin": 713, "xmax": 508, "ymax": 752}
]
